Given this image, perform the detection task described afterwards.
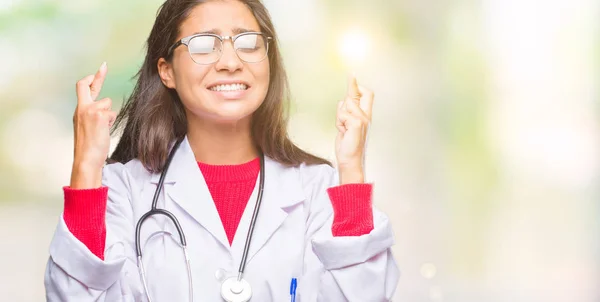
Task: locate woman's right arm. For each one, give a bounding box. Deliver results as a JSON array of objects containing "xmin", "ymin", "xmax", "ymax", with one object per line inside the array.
[
  {"xmin": 45, "ymin": 163, "xmax": 145, "ymax": 301},
  {"xmin": 44, "ymin": 64, "xmax": 144, "ymax": 301}
]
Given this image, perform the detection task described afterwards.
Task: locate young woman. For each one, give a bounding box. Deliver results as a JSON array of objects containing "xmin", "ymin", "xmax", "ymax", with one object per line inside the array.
[{"xmin": 44, "ymin": 0, "xmax": 399, "ymax": 301}]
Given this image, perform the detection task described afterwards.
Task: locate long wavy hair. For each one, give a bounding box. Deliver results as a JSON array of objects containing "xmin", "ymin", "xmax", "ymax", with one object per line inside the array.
[{"xmin": 109, "ymin": 0, "xmax": 331, "ymax": 173}]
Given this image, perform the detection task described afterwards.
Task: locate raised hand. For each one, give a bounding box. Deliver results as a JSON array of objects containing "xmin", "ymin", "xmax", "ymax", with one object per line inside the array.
[
  {"xmin": 70, "ymin": 62, "xmax": 117, "ymax": 189},
  {"xmin": 335, "ymin": 74, "xmax": 374, "ymax": 184}
]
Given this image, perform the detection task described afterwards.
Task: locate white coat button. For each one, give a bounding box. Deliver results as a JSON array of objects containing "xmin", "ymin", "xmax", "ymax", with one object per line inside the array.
[{"xmin": 215, "ymin": 268, "xmax": 227, "ymax": 281}]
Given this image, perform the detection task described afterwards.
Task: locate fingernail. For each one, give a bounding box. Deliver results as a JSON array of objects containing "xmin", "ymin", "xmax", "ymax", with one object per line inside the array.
[{"xmin": 100, "ymin": 61, "xmax": 107, "ymax": 70}]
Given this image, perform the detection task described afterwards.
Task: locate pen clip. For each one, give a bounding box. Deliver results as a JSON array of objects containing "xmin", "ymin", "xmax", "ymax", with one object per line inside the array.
[{"xmin": 289, "ymin": 278, "xmax": 297, "ymax": 295}]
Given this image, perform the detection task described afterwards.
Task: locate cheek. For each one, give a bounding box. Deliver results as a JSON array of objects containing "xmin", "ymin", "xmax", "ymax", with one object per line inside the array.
[
  {"xmin": 175, "ymin": 64, "xmax": 210, "ymax": 96},
  {"xmin": 254, "ymin": 62, "xmax": 270, "ymax": 94},
  {"xmin": 262, "ymin": 61, "xmax": 271, "ymax": 82}
]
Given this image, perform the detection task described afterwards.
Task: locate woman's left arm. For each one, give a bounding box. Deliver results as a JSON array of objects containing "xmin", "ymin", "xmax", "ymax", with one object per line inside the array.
[
  {"xmin": 300, "ymin": 76, "xmax": 400, "ymax": 301},
  {"xmin": 301, "ymin": 165, "xmax": 399, "ymax": 301}
]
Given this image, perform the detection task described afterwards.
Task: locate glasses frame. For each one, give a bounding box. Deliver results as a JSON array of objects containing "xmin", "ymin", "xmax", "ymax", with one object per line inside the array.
[{"xmin": 167, "ymin": 31, "xmax": 272, "ymax": 65}]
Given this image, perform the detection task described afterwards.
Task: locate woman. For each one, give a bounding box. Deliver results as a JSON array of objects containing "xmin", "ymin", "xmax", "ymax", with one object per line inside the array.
[{"xmin": 44, "ymin": 0, "xmax": 399, "ymax": 301}]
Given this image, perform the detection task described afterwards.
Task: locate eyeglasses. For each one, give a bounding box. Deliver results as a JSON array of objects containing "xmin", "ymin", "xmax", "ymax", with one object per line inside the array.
[{"xmin": 167, "ymin": 32, "xmax": 272, "ymax": 65}]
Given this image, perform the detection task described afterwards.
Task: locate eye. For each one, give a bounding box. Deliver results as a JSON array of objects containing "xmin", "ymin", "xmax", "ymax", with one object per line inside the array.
[{"xmin": 188, "ymin": 35, "xmax": 221, "ymax": 54}]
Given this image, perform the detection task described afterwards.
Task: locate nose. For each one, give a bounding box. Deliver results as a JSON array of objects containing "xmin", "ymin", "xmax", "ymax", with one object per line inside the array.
[{"xmin": 215, "ymin": 37, "xmax": 243, "ymax": 72}]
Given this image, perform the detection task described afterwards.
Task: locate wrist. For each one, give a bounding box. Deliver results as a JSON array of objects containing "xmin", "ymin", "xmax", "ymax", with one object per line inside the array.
[
  {"xmin": 70, "ymin": 162, "xmax": 103, "ymax": 189},
  {"xmin": 339, "ymin": 169, "xmax": 365, "ymax": 185}
]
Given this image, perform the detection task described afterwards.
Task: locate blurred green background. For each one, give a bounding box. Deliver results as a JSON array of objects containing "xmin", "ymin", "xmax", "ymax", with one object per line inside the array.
[{"xmin": 0, "ymin": 0, "xmax": 599, "ymax": 301}]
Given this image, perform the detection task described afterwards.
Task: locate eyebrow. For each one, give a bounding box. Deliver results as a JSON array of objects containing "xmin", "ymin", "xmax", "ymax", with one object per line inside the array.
[{"xmin": 192, "ymin": 27, "xmax": 259, "ymax": 36}]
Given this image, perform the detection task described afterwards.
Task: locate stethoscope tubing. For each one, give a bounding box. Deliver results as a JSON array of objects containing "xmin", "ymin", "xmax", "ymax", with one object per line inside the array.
[{"xmin": 134, "ymin": 137, "xmax": 265, "ymax": 302}]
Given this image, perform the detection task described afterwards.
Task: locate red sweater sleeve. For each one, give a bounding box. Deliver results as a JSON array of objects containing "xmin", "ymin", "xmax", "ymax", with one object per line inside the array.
[
  {"xmin": 326, "ymin": 183, "xmax": 374, "ymax": 237},
  {"xmin": 62, "ymin": 186, "xmax": 108, "ymax": 260}
]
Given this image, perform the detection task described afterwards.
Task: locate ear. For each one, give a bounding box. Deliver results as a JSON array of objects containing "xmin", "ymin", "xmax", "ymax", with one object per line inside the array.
[{"xmin": 157, "ymin": 58, "xmax": 176, "ymax": 89}]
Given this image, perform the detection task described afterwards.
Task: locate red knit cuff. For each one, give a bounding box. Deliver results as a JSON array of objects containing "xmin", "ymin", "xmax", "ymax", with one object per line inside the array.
[
  {"xmin": 326, "ymin": 183, "xmax": 374, "ymax": 237},
  {"xmin": 63, "ymin": 186, "xmax": 108, "ymax": 260}
]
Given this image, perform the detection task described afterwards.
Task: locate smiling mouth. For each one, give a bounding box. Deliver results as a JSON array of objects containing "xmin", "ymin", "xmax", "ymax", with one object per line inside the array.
[{"xmin": 208, "ymin": 83, "xmax": 249, "ymax": 92}]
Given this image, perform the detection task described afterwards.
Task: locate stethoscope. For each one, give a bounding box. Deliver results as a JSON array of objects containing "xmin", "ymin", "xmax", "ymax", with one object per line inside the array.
[{"xmin": 135, "ymin": 137, "xmax": 265, "ymax": 302}]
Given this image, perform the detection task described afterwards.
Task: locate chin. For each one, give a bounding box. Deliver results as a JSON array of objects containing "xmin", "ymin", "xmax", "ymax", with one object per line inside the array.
[
  {"xmin": 212, "ymin": 114, "xmax": 252, "ymax": 125},
  {"xmin": 201, "ymin": 106, "xmax": 256, "ymax": 125}
]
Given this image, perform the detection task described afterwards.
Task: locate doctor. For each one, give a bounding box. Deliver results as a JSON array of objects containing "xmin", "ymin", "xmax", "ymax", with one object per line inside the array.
[{"xmin": 44, "ymin": 0, "xmax": 399, "ymax": 301}]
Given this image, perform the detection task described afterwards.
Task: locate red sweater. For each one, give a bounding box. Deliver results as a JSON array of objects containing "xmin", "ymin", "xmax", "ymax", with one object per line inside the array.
[{"xmin": 63, "ymin": 158, "xmax": 374, "ymax": 260}]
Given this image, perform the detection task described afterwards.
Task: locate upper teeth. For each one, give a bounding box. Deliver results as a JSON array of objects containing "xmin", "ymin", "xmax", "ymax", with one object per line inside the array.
[{"xmin": 210, "ymin": 84, "xmax": 248, "ymax": 91}]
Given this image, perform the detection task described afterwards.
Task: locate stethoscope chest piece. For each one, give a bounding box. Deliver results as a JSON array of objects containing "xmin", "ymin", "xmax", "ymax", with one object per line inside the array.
[{"xmin": 221, "ymin": 276, "xmax": 252, "ymax": 302}]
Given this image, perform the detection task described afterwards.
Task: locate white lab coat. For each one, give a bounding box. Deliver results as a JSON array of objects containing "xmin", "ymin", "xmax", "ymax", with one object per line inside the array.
[{"xmin": 44, "ymin": 137, "xmax": 400, "ymax": 301}]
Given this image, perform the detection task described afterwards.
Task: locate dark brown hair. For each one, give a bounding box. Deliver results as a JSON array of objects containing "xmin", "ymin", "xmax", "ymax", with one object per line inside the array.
[{"xmin": 110, "ymin": 0, "xmax": 331, "ymax": 173}]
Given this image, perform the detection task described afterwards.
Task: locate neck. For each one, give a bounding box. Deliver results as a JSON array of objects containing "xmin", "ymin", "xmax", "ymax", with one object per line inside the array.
[{"xmin": 186, "ymin": 116, "xmax": 259, "ymax": 165}]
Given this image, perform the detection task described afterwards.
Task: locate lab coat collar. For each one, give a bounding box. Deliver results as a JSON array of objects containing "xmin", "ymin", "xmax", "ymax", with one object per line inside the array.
[{"xmin": 150, "ymin": 136, "xmax": 306, "ymax": 257}]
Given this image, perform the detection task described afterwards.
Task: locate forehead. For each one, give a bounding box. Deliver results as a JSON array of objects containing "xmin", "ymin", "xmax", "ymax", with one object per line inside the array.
[{"xmin": 180, "ymin": 0, "xmax": 261, "ymax": 36}]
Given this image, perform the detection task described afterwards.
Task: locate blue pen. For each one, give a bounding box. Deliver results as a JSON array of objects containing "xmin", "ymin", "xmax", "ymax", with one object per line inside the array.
[{"xmin": 289, "ymin": 278, "xmax": 297, "ymax": 302}]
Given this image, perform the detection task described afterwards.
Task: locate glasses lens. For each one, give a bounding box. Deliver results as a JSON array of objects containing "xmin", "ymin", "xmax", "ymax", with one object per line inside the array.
[
  {"xmin": 234, "ymin": 33, "xmax": 268, "ymax": 63},
  {"xmin": 188, "ymin": 35, "xmax": 222, "ymax": 64}
]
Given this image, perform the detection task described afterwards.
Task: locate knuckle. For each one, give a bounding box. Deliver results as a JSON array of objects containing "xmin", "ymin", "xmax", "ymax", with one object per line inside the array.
[
  {"xmin": 76, "ymin": 78, "xmax": 88, "ymax": 88},
  {"xmin": 94, "ymin": 99, "xmax": 109, "ymax": 109},
  {"xmin": 76, "ymin": 75, "xmax": 94, "ymax": 89},
  {"xmin": 346, "ymin": 116, "xmax": 358, "ymax": 125},
  {"xmin": 84, "ymin": 109, "xmax": 97, "ymax": 119}
]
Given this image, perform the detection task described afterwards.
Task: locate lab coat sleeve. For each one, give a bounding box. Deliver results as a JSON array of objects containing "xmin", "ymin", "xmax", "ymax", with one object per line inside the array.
[
  {"xmin": 44, "ymin": 162, "xmax": 145, "ymax": 301},
  {"xmin": 302, "ymin": 164, "xmax": 400, "ymax": 301}
]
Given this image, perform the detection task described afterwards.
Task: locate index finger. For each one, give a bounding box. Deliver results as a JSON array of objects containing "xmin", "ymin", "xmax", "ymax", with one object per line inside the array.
[{"xmin": 90, "ymin": 62, "xmax": 108, "ymax": 101}]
